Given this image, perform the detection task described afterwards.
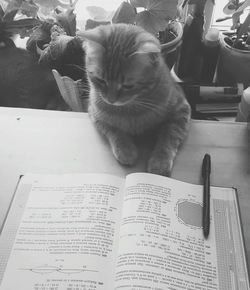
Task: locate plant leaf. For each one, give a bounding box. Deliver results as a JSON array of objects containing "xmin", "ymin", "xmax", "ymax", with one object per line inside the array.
[
  {"xmin": 85, "ymin": 19, "xmax": 110, "ymax": 30},
  {"xmin": 19, "ymin": 0, "xmax": 39, "ymax": 18},
  {"xmin": 3, "ymin": 0, "xmax": 22, "ymax": 19},
  {"xmin": 144, "ymin": 0, "xmax": 178, "ymax": 21},
  {"xmin": 4, "ymin": 18, "xmax": 41, "ymax": 37},
  {"xmin": 236, "ymin": 10, "xmax": 250, "ymax": 38},
  {"xmin": 0, "ymin": 4, "xmax": 4, "ymax": 20},
  {"xmin": 34, "ymin": 0, "xmax": 69, "ymax": 10},
  {"xmin": 86, "ymin": 6, "xmax": 107, "ymax": 19},
  {"xmin": 26, "ymin": 21, "xmax": 54, "ymax": 53},
  {"xmin": 112, "ymin": 1, "xmax": 136, "ymax": 24},
  {"xmin": 130, "ymin": 0, "xmax": 149, "ymax": 8},
  {"xmin": 3, "ymin": 8, "xmax": 18, "ymax": 20},
  {"xmin": 135, "ymin": 0, "xmax": 178, "ymax": 34},
  {"xmin": 55, "ymin": 7, "xmax": 76, "ymax": 36},
  {"xmin": 136, "ymin": 10, "xmax": 168, "ymax": 34},
  {"xmin": 231, "ymin": 10, "xmax": 243, "ymax": 29},
  {"xmin": 231, "ymin": 0, "xmax": 250, "ymax": 29},
  {"xmin": 188, "ymin": 0, "xmax": 213, "ymax": 4},
  {"xmin": 147, "ymin": 0, "xmax": 178, "ymax": 15},
  {"xmin": 216, "ymin": 16, "xmax": 232, "ymax": 22},
  {"xmin": 235, "ymin": 0, "xmax": 250, "ymax": 13},
  {"xmin": 38, "ymin": 32, "xmax": 74, "ymax": 64},
  {"xmin": 86, "ymin": 6, "xmax": 114, "ymax": 21},
  {"xmin": 4, "ymin": 0, "xmax": 22, "ymax": 10}
]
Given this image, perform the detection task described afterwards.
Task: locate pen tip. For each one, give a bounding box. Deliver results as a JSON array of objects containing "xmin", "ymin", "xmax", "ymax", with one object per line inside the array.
[
  {"xmin": 202, "ymin": 154, "xmax": 211, "ymax": 176},
  {"xmin": 203, "ymin": 229, "xmax": 209, "ymax": 239},
  {"xmin": 204, "ymin": 153, "xmax": 211, "ymax": 161}
]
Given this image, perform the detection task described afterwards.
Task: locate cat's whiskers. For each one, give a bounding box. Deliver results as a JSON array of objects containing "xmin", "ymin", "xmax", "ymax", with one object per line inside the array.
[
  {"xmin": 79, "ymin": 82, "xmax": 89, "ymax": 88},
  {"xmin": 65, "ymin": 64, "xmax": 87, "ymax": 73},
  {"xmin": 134, "ymin": 104, "xmax": 165, "ymax": 117},
  {"xmin": 133, "ymin": 99, "xmax": 167, "ymax": 115},
  {"xmin": 80, "ymin": 88, "xmax": 90, "ymax": 94}
]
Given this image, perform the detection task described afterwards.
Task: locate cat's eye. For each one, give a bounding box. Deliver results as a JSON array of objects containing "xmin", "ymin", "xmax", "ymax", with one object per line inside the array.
[{"xmin": 122, "ymin": 84, "xmax": 134, "ymax": 90}]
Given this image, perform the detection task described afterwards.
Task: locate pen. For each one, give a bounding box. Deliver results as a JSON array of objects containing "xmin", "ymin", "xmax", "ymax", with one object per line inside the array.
[
  {"xmin": 178, "ymin": 82, "xmax": 243, "ymax": 103},
  {"xmin": 202, "ymin": 153, "xmax": 211, "ymax": 239}
]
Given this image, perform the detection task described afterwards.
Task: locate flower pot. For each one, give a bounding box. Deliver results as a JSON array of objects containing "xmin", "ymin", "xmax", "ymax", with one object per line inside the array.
[
  {"xmin": 52, "ymin": 69, "xmax": 89, "ymax": 112},
  {"xmin": 160, "ymin": 21, "xmax": 183, "ymax": 69},
  {"xmin": 216, "ymin": 33, "xmax": 250, "ymax": 88}
]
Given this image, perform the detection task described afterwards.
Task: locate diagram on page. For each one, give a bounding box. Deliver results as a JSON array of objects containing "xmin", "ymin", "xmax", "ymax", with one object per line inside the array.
[
  {"xmin": 19, "ymin": 264, "xmax": 98, "ymax": 275},
  {"xmin": 175, "ymin": 199, "xmax": 203, "ymax": 229}
]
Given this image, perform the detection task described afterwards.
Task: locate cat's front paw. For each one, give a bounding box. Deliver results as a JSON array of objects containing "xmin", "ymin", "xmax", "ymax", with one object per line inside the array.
[
  {"xmin": 111, "ymin": 140, "xmax": 138, "ymax": 166},
  {"xmin": 147, "ymin": 156, "xmax": 173, "ymax": 177}
]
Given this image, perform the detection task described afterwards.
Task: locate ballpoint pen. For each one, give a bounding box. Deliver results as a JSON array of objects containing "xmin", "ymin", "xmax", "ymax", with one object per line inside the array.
[{"xmin": 202, "ymin": 153, "xmax": 211, "ymax": 239}]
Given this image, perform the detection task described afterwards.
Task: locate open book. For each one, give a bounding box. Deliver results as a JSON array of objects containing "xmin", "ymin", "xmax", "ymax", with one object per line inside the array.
[{"xmin": 0, "ymin": 173, "xmax": 249, "ymax": 290}]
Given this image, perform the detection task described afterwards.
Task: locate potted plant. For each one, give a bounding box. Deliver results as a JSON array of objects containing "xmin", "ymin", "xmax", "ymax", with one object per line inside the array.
[
  {"xmin": 216, "ymin": 0, "xmax": 250, "ymax": 87},
  {"xmin": 0, "ymin": 0, "xmax": 82, "ymax": 110},
  {"xmin": 26, "ymin": 3, "xmax": 85, "ymax": 81},
  {"xmin": 0, "ymin": 0, "xmax": 40, "ymax": 47},
  {"xmin": 90, "ymin": 0, "xmax": 184, "ymax": 69},
  {"xmin": 0, "ymin": 0, "xmax": 82, "ymax": 76},
  {"xmin": 25, "ymin": 0, "xmax": 185, "ymax": 111},
  {"xmin": 0, "ymin": 1, "xmax": 186, "ymax": 111},
  {"xmin": 22, "ymin": 0, "xmax": 89, "ymax": 111}
]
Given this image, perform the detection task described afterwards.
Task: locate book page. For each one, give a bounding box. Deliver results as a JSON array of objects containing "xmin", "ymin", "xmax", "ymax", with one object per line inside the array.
[
  {"xmin": 115, "ymin": 173, "xmax": 249, "ymax": 290},
  {"xmin": 0, "ymin": 173, "xmax": 125, "ymax": 290}
]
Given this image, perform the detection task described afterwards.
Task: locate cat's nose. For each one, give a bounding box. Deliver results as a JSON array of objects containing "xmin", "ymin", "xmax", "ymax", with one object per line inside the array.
[
  {"xmin": 107, "ymin": 94, "xmax": 117, "ymax": 104},
  {"xmin": 106, "ymin": 83, "xmax": 119, "ymax": 104}
]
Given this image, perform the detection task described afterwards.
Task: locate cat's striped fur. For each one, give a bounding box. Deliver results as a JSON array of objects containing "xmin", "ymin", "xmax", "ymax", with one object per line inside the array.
[{"xmin": 78, "ymin": 23, "xmax": 191, "ymax": 176}]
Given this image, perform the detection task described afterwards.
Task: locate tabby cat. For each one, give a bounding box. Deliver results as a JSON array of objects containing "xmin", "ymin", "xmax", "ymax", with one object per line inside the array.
[{"xmin": 78, "ymin": 23, "xmax": 191, "ymax": 176}]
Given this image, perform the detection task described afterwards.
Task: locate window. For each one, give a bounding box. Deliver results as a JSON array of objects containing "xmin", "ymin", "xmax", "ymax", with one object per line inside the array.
[
  {"xmin": 210, "ymin": 0, "xmax": 232, "ymax": 30},
  {"xmin": 5, "ymin": 0, "xmax": 235, "ymax": 49},
  {"xmin": 211, "ymin": 0, "xmax": 250, "ymax": 31},
  {"xmin": 75, "ymin": 0, "xmax": 122, "ymax": 29}
]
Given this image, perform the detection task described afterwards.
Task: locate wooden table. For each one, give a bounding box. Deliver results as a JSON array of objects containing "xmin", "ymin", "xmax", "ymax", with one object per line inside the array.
[{"xmin": 0, "ymin": 107, "xmax": 249, "ymax": 266}]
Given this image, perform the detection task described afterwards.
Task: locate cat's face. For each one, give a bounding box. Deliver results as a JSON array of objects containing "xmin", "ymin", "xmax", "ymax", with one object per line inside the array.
[{"xmin": 78, "ymin": 24, "xmax": 162, "ymax": 106}]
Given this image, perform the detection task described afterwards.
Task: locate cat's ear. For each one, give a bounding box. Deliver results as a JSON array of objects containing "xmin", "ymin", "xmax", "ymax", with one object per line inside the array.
[
  {"xmin": 77, "ymin": 29, "xmax": 105, "ymax": 55},
  {"xmin": 77, "ymin": 28, "xmax": 103, "ymax": 45}
]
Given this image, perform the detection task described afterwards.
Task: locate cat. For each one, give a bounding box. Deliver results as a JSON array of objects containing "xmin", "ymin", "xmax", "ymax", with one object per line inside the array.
[
  {"xmin": 78, "ymin": 23, "xmax": 191, "ymax": 176},
  {"xmin": 0, "ymin": 44, "xmax": 68, "ymax": 110}
]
